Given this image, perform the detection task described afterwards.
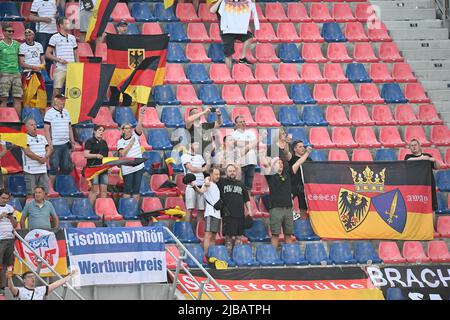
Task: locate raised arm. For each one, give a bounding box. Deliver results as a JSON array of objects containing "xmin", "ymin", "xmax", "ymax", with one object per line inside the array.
[
  {"xmin": 135, "ymin": 107, "xmax": 145, "ymax": 136},
  {"xmin": 291, "ymin": 147, "xmax": 312, "ymax": 175},
  {"xmin": 48, "ymin": 270, "xmax": 78, "ymax": 295}
]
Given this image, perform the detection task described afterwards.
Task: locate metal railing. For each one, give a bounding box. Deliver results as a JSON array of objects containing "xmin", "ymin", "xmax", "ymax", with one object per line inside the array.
[
  {"xmin": 164, "ymin": 227, "xmax": 232, "ymax": 301},
  {"xmin": 434, "ymin": 0, "xmax": 450, "ymax": 31}
]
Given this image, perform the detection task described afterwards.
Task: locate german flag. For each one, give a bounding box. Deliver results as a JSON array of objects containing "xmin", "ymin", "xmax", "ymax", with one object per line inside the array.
[
  {"xmin": 65, "ymin": 62, "xmax": 115, "ymax": 124},
  {"xmin": 22, "ymin": 72, "xmax": 47, "ymax": 110},
  {"xmin": 83, "ymin": 157, "xmax": 147, "ymax": 181},
  {"xmin": 85, "ymin": 0, "xmax": 119, "ymax": 43},
  {"xmin": 0, "ymin": 123, "xmax": 27, "ymax": 148},
  {"xmin": 0, "ymin": 147, "xmax": 23, "ymax": 174}
]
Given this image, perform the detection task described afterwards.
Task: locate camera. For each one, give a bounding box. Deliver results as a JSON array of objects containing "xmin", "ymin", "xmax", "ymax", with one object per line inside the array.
[{"xmin": 210, "ymin": 107, "xmax": 216, "ymax": 113}]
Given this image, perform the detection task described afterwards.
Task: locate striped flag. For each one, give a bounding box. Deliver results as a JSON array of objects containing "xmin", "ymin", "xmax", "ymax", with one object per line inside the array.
[
  {"xmin": 0, "ymin": 123, "xmax": 27, "ymax": 148},
  {"xmin": 83, "ymin": 158, "xmax": 147, "ymax": 182},
  {"xmin": 0, "ymin": 147, "xmax": 23, "ymax": 174},
  {"xmin": 85, "ymin": 0, "xmax": 119, "ymax": 43},
  {"xmin": 22, "ymin": 72, "xmax": 47, "ymax": 110}
]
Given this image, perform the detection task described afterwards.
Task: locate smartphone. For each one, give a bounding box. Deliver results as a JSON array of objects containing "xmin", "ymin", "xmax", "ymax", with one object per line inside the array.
[{"xmin": 210, "ymin": 107, "xmax": 216, "ymax": 113}]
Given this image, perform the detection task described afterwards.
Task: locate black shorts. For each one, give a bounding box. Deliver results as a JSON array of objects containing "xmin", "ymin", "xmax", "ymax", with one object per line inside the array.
[
  {"xmin": 221, "ymin": 32, "xmax": 253, "ymax": 57},
  {"xmin": 222, "ymin": 216, "xmax": 245, "ymax": 237},
  {"xmin": 293, "ymin": 192, "xmax": 308, "ymax": 211}
]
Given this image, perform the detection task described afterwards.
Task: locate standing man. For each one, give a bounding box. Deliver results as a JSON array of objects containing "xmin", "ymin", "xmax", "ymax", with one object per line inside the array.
[
  {"xmin": 46, "ymin": 17, "xmax": 79, "ymax": 101},
  {"xmin": 0, "ymin": 189, "xmax": 17, "ymax": 296},
  {"xmin": 20, "ymin": 186, "xmax": 59, "ymax": 230},
  {"xmin": 210, "ymin": 0, "xmax": 259, "ymax": 70},
  {"xmin": 79, "ymin": 0, "xmax": 97, "ymax": 42},
  {"xmin": 22, "ymin": 118, "xmax": 51, "ymax": 196},
  {"xmin": 0, "ymin": 23, "xmax": 23, "ymax": 118},
  {"xmin": 44, "ymin": 94, "xmax": 75, "ymax": 187},
  {"xmin": 289, "ymin": 140, "xmax": 312, "ymax": 220}
]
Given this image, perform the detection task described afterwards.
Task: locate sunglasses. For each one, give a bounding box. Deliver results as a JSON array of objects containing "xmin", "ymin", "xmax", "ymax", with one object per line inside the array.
[{"xmin": 4, "ymin": 29, "xmax": 14, "ymax": 33}]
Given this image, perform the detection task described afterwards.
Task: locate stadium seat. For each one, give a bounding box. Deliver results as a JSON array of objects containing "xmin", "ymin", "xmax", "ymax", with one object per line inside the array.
[
  {"xmin": 293, "ymin": 219, "xmax": 320, "ymax": 241},
  {"xmin": 379, "ymin": 126, "xmax": 405, "ymax": 147},
  {"xmin": 187, "ymin": 64, "xmax": 212, "ymax": 84},
  {"xmin": 290, "ymin": 84, "xmax": 316, "ymax": 104},
  {"xmin": 255, "ymin": 64, "xmax": 280, "ymax": 84},
  {"xmin": 404, "ymin": 83, "xmax": 430, "ymax": 103},
  {"xmin": 374, "ymin": 149, "xmax": 397, "ymax": 161},
  {"xmin": 345, "ymin": 63, "xmax": 371, "ymax": 83},
  {"xmin": 352, "ymin": 149, "xmax": 373, "ymax": 161},
  {"xmin": 102, "ymin": 129, "xmax": 121, "ymax": 151},
  {"xmin": 437, "ymin": 216, "xmax": 450, "ymax": 237},
  {"xmin": 232, "ymin": 244, "xmax": 259, "ymax": 267},
  {"xmin": 368, "ymin": 21, "xmax": 392, "ymax": 42},
  {"xmin": 321, "ymin": 22, "xmax": 346, "ymax": 42},
  {"xmin": 143, "ymin": 151, "xmax": 163, "ymax": 173},
  {"xmin": 277, "ymin": 22, "xmax": 301, "ymax": 42},
  {"xmin": 324, "ymin": 63, "xmax": 347, "ymax": 83},
  {"xmin": 326, "ymin": 105, "xmax": 351, "ymax": 126},
  {"xmin": 355, "ymin": 127, "xmax": 382, "ymax": 148},
  {"xmin": 0, "ymin": 2, "xmax": 23, "ymax": 21},
  {"xmin": 286, "ymin": 127, "xmax": 309, "ymax": 145},
  {"xmin": 301, "ymin": 63, "xmax": 325, "ymax": 83},
  {"xmin": 404, "ymin": 125, "xmax": 431, "ymax": 146},
  {"xmin": 251, "ymin": 173, "xmax": 270, "ymax": 196},
  {"xmin": 77, "ymin": 43, "xmax": 93, "ymax": 62},
  {"xmin": 328, "ymin": 149, "xmax": 350, "ymax": 161},
  {"xmin": 231, "ymin": 107, "xmax": 256, "ymax": 127},
  {"xmin": 371, "ymin": 105, "xmax": 396, "ymax": 125},
  {"xmin": 402, "ymin": 241, "xmax": 431, "ymax": 263},
  {"xmin": 0, "ymin": 108, "xmax": 19, "ymax": 122},
  {"xmin": 75, "ymin": 127, "xmax": 93, "ymax": 145},
  {"xmin": 131, "ymin": 3, "xmax": 155, "ymax": 22},
  {"xmin": 446, "ymin": 150, "xmax": 450, "ymax": 169},
  {"xmin": 153, "ymin": 85, "xmax": 180, "ymax": 105},
  {"xmin": 310, "ymin": 3, "xmax": 333, "ymax": 22},
  {"xmin": 184, "ymin": 244, "xmax": 207, "ymax": 268},
  {"xmin": 253, "ymin": 3, "xmax": 267, "ymax": 22},
  {"xmin": 208, "ymin": 245, "xmax": 236, "ymax": 267},
  {"xmin": 386, "ymin": 288, "xmax": 406, "ymax": 300},
  {"xmin": 95, "ymin": 198, "xmax": 122, "ymax": 221},
  {"xmin": 21, "ymin": 2, "xmax": 33, "ymax": 21},
  {"xmin": 378, "ymin": 241, "xmax": 407, "ymax": 263},
  {"xmin": 186, "ymin": 43, "xmax": 211, "ymax": 63},
  {"xmin": 93, "ymin": 42, "xmax": 107, "ymax": 62},
  {"xmin": 110, "ymin": 3, "xmax": 135, "ymax": 22},
  {"xmin": 173, "ymin": 221, "xmax": 199, "ymax": 243},
  {"xmin": 142, "ymin": 197, "xmax": 163, "ymax": 216},
  {"xmin": 278, "ymin": 106, "xmax": 303, "ymax": 126},
  {"xmin": 8, "ymin": 198, "xmax": 22, "ymax": 212},
  {"xmin": 164, "ymin": 64, "xmax": 189, "ymax": 84},
  {"xmin": 256, "ymin": 244, "xmax": 284, "ymax": 266},
  {"xmin": 255, "ymin": 106, "xmax": 280, "ymax": 127},
  {"xmin": 278, "ymin": 63, "xmax": 302, "ymax": 83},
  {"xmin": 418, "ymin": 104, "xmax": 443, "ymax": 125},
  {"xmin": 54, "ymin": 175, "xmax": 83, "ymax": 197},
  {"xmin": 332, "ymin": 127, "xmax": 358, "ymax": 148},
  {"xmin": 287, "ymin": 3, "xmax": 311, "ymax": 23},
  {"xmin": 278, "ymin": 43, "xmax": 303, "ymax": 63},
  {"xmin": 77, "ymin": 222, "xmax": 96, "ymax": 228},
  {"xmin": 92, "ymin": 107, "xmax": 117, "ymax": 128},
  {"xmin": 392, "ymin": 63, "xmax": 416, "ymax": 83},
  {"xmin": 150, "ymin": 173, "xmax": 179, "ymax": 197},
  {"xmin": 160, "ymin": 107, "xmax": 185, "ymax": 128},
  {"xmin": 301, "ymin": 43, "xmax": 327, "ymax": 63},
  {"xmin": 154, "ymin": 3, "xmax": 178, "ymax": 22},
  {"xmin": 379, "ymin": 42, "xmax": 403, "ymax": 62},
  {"xmin": 355, "ymin": 3, "xmax": 376, "ymax": 22},
  {"xmin": 424, "ymin": 148, "xmax": 445, "ymax": 165},
  {"xmin": 114, "ymin": 107, "xmax": 137, "ymax": 127},
  {"xmin": 302, "ymin": 105, "xmax": 328, "ymax": 126},
  {"xmin": 280, "ymin": 244, "xmax": 308, "ymax": 266},
  {"xmin": 353, "ymin": 43, "xmax": 378, "ymax": 63},
  {"xmin": 198, "ymin": 3, "xmax": 217, "ymax": 22},
  {"xmin": 118, "ymin": 198, "xmax": 139, "ymax": 220},
  {"xmin": 141, "ymin": 107, "xmax": 164, "ymax": 129},
  {"xmin": 232, "ymin": 64, "xmax": 257, "ymax": 84},
  {"xmin": 265, "ymin": 2, "xmax": 288, "ymax": 22},
  {"xmin": 354, "ymin": 241, "xmax": 382, "ymax": 264},
  {"xmin": 394, "ymin": 104, "xmax": 419, "ymax": 125},
  {"xmin": 104, "ymin": 23, "xmax": 117, "ymax": 35},
  {"xmin": 313, "ymin": 84, "xmax": 339, "ymax": 104},
  {"xmin": 359, "ymin": 83, "xmax": 385, "ymax": 104},
  {"xmin": 49, "ymin": 198, "xmax": 76, "ymax": 220},
  {"xmin": 71, "ymin": 198, "xmax": 98, "ymax": 220},
  {"xmin": 176, "ymin": 84, "xmax": 202, "ymax": 105},
  {"xmin": 208, "ymin": 23, "xmax": 221, "ymax": 42},
  {"xmin": 245, "ymin": 219, "xmax": 270, "ymax": 242},
  {"xmin": 208, "ymin": 107, "xmax": 233, "ymax": 127},
  {"xmin": 255, "ymin": 43, "xmax": 280, "ymax": 63},
  {"xmin": 232, "ymin": 42, "xmax": 257, "ymax": 63},
  {"xmin": 309, "ymin": 127, "xmax": 335, "ymax": 149},
  {"xmin": 381, "ymin": 83, "xmax": 408, "ymax": 103},
  {"xmin": 255, "ymin": 23, "xmax": 278, "ymax": 42},
  {"xmin": 125, "ymin": 221, "xmax": 142, "ymax": 228},
  {"xmin": 327, "ymin": 43, "xmax": 352, "ymax": 63},
  {"xmin": 336, "ymin": 83, "xmax": 362, "ymax": 104},
  {"xmin": 349, "ymin": 105, "xmax": 374, "ymax": 125},
  {"xmin": 310, "ymin": 150, "xmax": 327, "ymax": 161},
  {"xmin": 332, "ymin": 3, "xmax": 356, "ymax": 22},
  {"xmin": 209, "ymin": 64, "xmax": 233, "ymax": 84},
  {"xmin": 147, "ymin": 129, "xmax": 173, "ymax": 150},
  {"xmin": 176, "ymin": 3, "xmax": 200, "ymax": 22},
  {"xmin": 268, "ymin": 84, "xmax": 293, "ymax": 104},
  {"xmin": 369, "ymin": 63, "xmax": 393, "ymax": 82},
  {"xmin": 167, "ymin": 43, "xmax": 189, "ymax": 63},
  {"xmin": 437, "ymin": 171, "xmax": 450, "ymax": 192},
  {"xmin": 329, "ymin": 242, "xmax": 357, "ymax": 264},
  {"xmin": 305, "ymin": 243, "xmax": 332, "ymax": 265},
  {"xmin": 430, "ymin": 125, "xmax": 450, "ymax": 146},
  {"xmin": 198, "ymin": 84, "xmax": 225, "ymax": 105},
  {"xmin": 222, "ymin": 85, "xmax": 246, "ymax": 105},
  {"xmin": 22, "ymin": 108, "xmax": 44, "ymax": 128},
  {"xmin": 245, "ymin": 84, "xmax": 270, "ymax": 104},
  {"xmin": 344, "ymin": 22, "xmax": 369, "ymax": 42},
  {"xmin": 427, "ymin": 240, "xmax": 450, "ymax": 262},
  {"xmin": 300, "ymin": 23, "xmax": 324, "ymax": 42},
  {"xmin": 187, "ymin": 23, "xmax": 210, "ymax": 42}
]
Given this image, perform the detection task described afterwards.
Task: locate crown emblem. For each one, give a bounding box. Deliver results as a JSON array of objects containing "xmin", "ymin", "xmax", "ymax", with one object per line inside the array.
[{"xmin": 350, "ymin": 166, "xmax": 385, "ymax": 193}]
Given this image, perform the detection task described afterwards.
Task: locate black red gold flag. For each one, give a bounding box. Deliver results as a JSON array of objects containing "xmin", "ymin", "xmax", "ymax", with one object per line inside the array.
[
  {"xmin": 22, "ymin": 72, "xmax": 47, "ymax": 109},
  {"xmin": 85, "ymin": 0, "xmax": 119, "ymax": 43},
  {"xmin": 0, "ymin": 147, "xmax": 23, "ymax": 174},
  {"xmin": 0, "ymin": 122, "xmax": 27, "ymax": 148},
  {"xmin": 82, "ymin": 158, "xmax": 147, "ymax": 181}
]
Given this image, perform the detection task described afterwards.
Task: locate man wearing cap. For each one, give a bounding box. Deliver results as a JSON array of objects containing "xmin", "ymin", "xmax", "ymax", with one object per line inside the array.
[
  {"xmin": 44, "ymin": 94, "xmax": 76, "ymax": 187},
  {"xmin": 0, "ymin": 23, "xmax": 22, "ymax": 118}
]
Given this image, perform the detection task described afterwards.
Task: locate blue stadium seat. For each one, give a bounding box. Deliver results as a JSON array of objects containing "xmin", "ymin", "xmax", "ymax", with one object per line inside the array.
[
  {"xmin": 71, "ymin": 198, "xmax": 99, "ymax": 220},
  {"xmin": 208, "ymin": 245, "xmax": 236, "ymax": 267},
  {"xmin": 293, "ymin": 219, "xmax": 320, "ymax": 241},
  {"xmin": 354, "ymin": 241, "xmax": 382, "ymax": 264},
  {"xmin": 126, "ymin": 23, "xmax": 140, "ymax": 35},
  {"xmin": 386, "ymin": 288, "xmax": 405, "ymax": 300},
  {"xmin": 310, "ymin": 149, "xmax": 327, "ymax": 161},
  {"xmin": 321, "ymin": 22, "xmax": 346, "ymax": 42},
  {"xmin": 305, "ymin": 243, "xmax": 332, "ymax": 265},
  {"xmin": 436, "ymin": 171, "xmax": 450, "ymax": 192},
  {"xmin": 105, "ymin": 221, "xmax": 122, "ymax": 228},
  {"xmin": 161, "ymin": 107, "xmax": 185, "ymax": 128},
  {"xmin": 139, "ymin": 177, "xmax": 155, "ymax": 197},
  {"xmin": 118, "ymin": 198, "xmax": 140, "ymax": 220},
  {"xmin": 184, "ymin": 244, "xmax": 208, "ymax": 268},
  {"xmin": 143, "ymin": 151, "xmax": 162, "ymax": 173},
  {"xmin": 147, "ymin": 129, "xmax": 173, "ymax": 150},
  {"xmin": 154, "ymin": 3, "xmax": 179, "ymax": 21},
  {"xmin": 8, "ymin": 176, "xmax": 27, "ymax": 197},
  {"xmin": 278, "ymin": 43, "xmax": 304, "ymax": 63},
  {"xmin": 207, "ymin": 44, "xmax": 225, "ymax": 63},
  {"xmin": 277, "ymin": 106, "xmax": 303, "ymax": 126},
  {"xmin": 0, "ymin": 3, "xmax": 23, "ymax": 21},
  {"xmin": 167, "ymin": 43, "xmax": 189, "ymax": 63},
  {"xmin": 207, "ymin": 107, "xmax": 233, "ymax": 127},
  {"xmin": 198, "ymin": 84, "xmax": 225, "ymax": 105},
  {"xmin": 173, "ymin": 221, "xmax": 200, "ymax": 243},
  {"xmin": 345, "ymin": 63, "xmax": 371, "ymax": 83},
  {"xmin": 374, "ymin": 149, "xmax": 397, "ymax": 161},
  {"xmin": 381, "ymin": 83, "xmax": 408, "ymax": 104},
  {"xmin": 49, "ymin": 198, "xmax": 76, "ymax": 220},
  {"xmin": 232, "ymin": 244, "xmax": 259, "ymax": 267},
  {"xmin": 437, "ymin": 193, "xmax": 450, "ymax": 214},
  {"xmin": 329, "ymin": 242, "xmax": 357, "ymax": 264},
  {"xmin": 22, "ymin": 108, "xmax": 44, "ymax": 129},
  {"xmin": 130, "ymin": 3, "xmax": 156, "ymax": 22},
  {"xmin": 165, "ymin": 22, "xmax": 189, "ymax": 42},
  {"xmin": 152, "ymin": 85, "xmax": 180, "ymax": 105},
  {"xmin": 114, "ymin": 107, "xmax": 137, "ymax": 127},
  {"xmin": 152, "ymin": 221, "xmax": 174, "ymax": 243},
  {"xmin": 256, "ymin": 244, "xmax": 284, "ymax": 266},
  {"xmin": 286, "ymin": 127, "xmax": 310, "ymax": 145},
  {"xmin": 302, "ymin": 105, "xmax": 328, "ymax": 126},
  {"xmin": 54, "ymin": 175, "xmax": 83, "ymax": 197},
  {"xmin": 76, "ymin": 127, "xmax": 94, "ymax": 144},
  {"xmin": 59, "ymin": 221, "xmax": 74, "ymax": 229},
  {"xmin": 41, "ymin": 69, "xmax": 52, "ymax": 84},
  {"xmin": 244, "ymin": 219, "xmax": 270, "ymax": 242},
  {"xmin": 187, "ymin": 64, "xmax": 212, "ymax": 84},
  {"xmin": 7, "ymin": 198, "xmax": 22, "ymax": 211},
  {"xmin": 290, "ymin": 84, "xmax": 317, "ymax": 104},
  {"xmin": 281, "ymin": 244, "xmax": 308, "ymax": 266}
]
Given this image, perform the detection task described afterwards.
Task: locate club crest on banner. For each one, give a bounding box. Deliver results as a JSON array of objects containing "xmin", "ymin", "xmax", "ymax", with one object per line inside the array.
[
  {"xmin": 338, "ymin": 188, "xmax": 371, "ymax": 232},
  {"xmin": 128, "ymin": 49, "xmax": 144, "ymax": 69},
  {"xmin": 23, "ymin": 229, "xmax": 59, "ymax": 272},
  {"xmin": 372, "ymin": 189, "xmax": 407, "ymax": 233}
]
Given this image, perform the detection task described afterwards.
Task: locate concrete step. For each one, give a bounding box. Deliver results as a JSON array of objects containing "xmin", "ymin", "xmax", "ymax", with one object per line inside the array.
[
  {"xmin": 384, "ymin": 19, "xmax": 443, "ymax": 29},
  {"xmin": 415, "ymin": 70, "xmax": 450, "ymax": 80},
  {"xmin": 433, "ymin": 101, "xmax": 450, "ymax": 112},
  {"xmin": 371, "ymin": 0, "xmax": 434, "ymax": 10},
  {"xmin": 408, "ymin": 60, "xmax": 450, "ymax": 70},
  {"xmin": 402, "ymin": 49, "xmax": 450, "ymax": 60},
  {"xmin": 421, "ymin": 80, "xmax": 450, "ymax": 90},
  {"xmin": 428, "ymin": 89, "xmax": 450, "ymax": 101},
  {"xmin": 378, "ymin": 9, "xmax": 436, "ymax": 20},
  {"xmin": 389, "ymin": 28, "xmax": 449, "ymax": 40},
  {"xmin": 394, "ymin": 39, "xmax": 450, "ymax": 49}
]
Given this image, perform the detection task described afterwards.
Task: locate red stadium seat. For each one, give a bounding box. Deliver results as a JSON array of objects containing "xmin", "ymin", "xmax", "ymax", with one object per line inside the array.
[
  {"xmin": 187, "ymin": 23, "xmax": 210, "ymax": 42},
  {"xmin": 423, "ymin": 148, "xmax": 445, "ymax": 165},
  {"xmin": 199, "ymin": 3, "xmax": 217, "ymax": 22},
  {"xmin": 418, "ymin": 104, "xmax": 443, "ymax": 125},
  {"xmin": 222, "ymin": 85, "xmax": 246, "ymax": 104},
  {"xmin": 310, "ymin": 3, "xmax": 333, "ymax": 23},
  {"xmin": 77, "ymin": 222, "xmax": 96, "ymax": 228},
  {"xmin": 244, "ymin": 84, "xmax": 271, "ymax": 104},
  {"xmin": 378, "ymin": 242, "xmax": 407, "ymax": 263},
  {"xmin": 353, "ymin": 42, "xmax": 378, "ymax": 63},
  {"xmin": 278, "ymin": 63, "xmax": 302, "ymax": 84},
  {"xmin": 355, "ymin": 3, "xmax": 376, "ymax": 22},
  {"xmin": 166, "ymin": 245, "xmax": 187, "ymax": 269},
  {"xmin": 251, "ymin": 173, "xmax": 270, "ymax": 196},
  {"xmin": 142, "ymin": 107, "xmax": 164, "ymax": 128},
  {"xmin": 380, "ymin": 126, "xmax": 405, "ymax": 147},
  {"xmin": 368, "ymin": 21, "xmax": 392, "ymax": 42},
  {"xmin": 309, "ymin": 127, "xmax": 335, "ymax": 149},
  {"xmin": 313, "ymin": 84, "xmax": 339, "ymax": 104},
  {"xmin": 6, "ymin": 22, "xmax": 25, "ymax": 42},
  {"xmin": 402, "ymin": 241, "xmax": 431, "ymax": 263},
  {"xmin": 327, "ymin": 43, "xmax": 353, "ymax": 63},
  {"xmin": 302, "ymin": 43, "xmax": 327, "ymax": 63},
  {"xmin": 326, "ymin": 105, "xmax": 351, "ymax": 126},
  {"xmin": 176, "ymin": 3, "xmax": 201, "ymax": 22},
  {"xmin": 277, "ymin": 23, "xmax": 301, "ymax": 42},
  {"xmin": 21, "ymin": 2, "xmax": 33, "ymax": 21},
  {"xmin": 394, "ymin": 104, "xmax": 419, "ymax": 125},
  {"xmin": 65, "ymin": 2, "xmax": 79, "ymax": 29},
  {"xmin": 332, "ymin": 3, "xmax": 357, "ymax": 22},
  {"xmin": 231, "ymin": 107, "xmax": 257, "ymax": 127},
  {"xmin": 254, "ymin": 23, "xmax": 278, "ymax": 42},
  {"xmin": 125, "ymin": 221, "xmax": 143, "ymax": 227},
  {"xmin": 209, "ymin": 23, "xmax": 221, "ymax": 42},
  {"xmin": 94, "ymin": 43, "xmax": 107, "ymax": 62},
  {"xmin": 165, "ymin": 197, "xmax": 187, "ymax": 211},
  {"xmin": 95, "ymin": 198, "xmax": 123, "ymax": 220},
  {"xmin": 397, "ymin": 148, "xmax": 411, "ymax": 161},
  {"xmin": 379, "ymin": 42, "xmax": 403, "ymax": 62},
  {"xmin": 257, "ymin": 198, "xmax": 270, "ymax": 218},
  {"xmin": 186, "ymin": 43, "xmax": 211, "ymax": 63},
  {"xmin": 371, "ymin": 105, "xmax": 396, "ymax": 125},
  {"xmin": 0, "ymin": 108, "xmax": 19, "ymax": 122},
  {"xmin": 164, "ymin": 64, "xmax": 189, "ymax": 84},
  {"xmin": 142, "ymin": 197, "xmax": 163, "ymax": 213},
  {"xmin": 328, "ymin": 150, "xmax": 350, "ymax": 161},
  {"xmin": 287, "ymin": 3, "xmax": 311, "ymax": 23},
  {"xmin": 210, "ymin": 64, "xmax": 234, "ymax": 84},
  {"xmin": 92, "ymin": 107, "xmax": 118, "ymax": 128},
  {"xmin": 232, "ymin": 42, "xmax": 257, "ymax": 63},
  {"xmin": 255, "ymin": 106, "xmax": 281, "ymax": 127},
  {"xmin": 323, "ymin": 63, "xmax": 348, "ymax": 83},
  {"xmin": 404, "ymin": 126, "xmax": 431, "ymax": 146},
  {"xmin": 359, "ymin": 83, "xmax": 385, "ymax": 104},
  {"xmin": 430, "ymin": 125, "xmax": 450, "ymax": 146},
  {"xmin": 232, "ymin": 64, "xmax": 257, "ymax": 84},
  {"xmin": 151, "ymin": 174, "xmax": 179, "ymax": 197},
  {"xmin": 175, "ymin": 174, "xmax": 186, "ymax": 195},
  {"xmin": 355, "ymin": 127, "xmax": 381, "ymax": 148},
  {"xmin": 352, "ymin": 149, "xmax": 373, "ymax": 161},
  {"xmin": 299, "ymin": 23, "xmax": 324, "ymax": 42},
  {"xmin": 369, "ymin": 63, "xmax": 393, "ymax": 82},
  {"xmin": 104, "ymin": 23, "xmax": 117, "ymax": 35},
  {"xmin": 245, "ymin": 197, "xmax": 269, "ymax": 219},
  {"xmin": 301, "ymin": 63, "xmax": 325, "ymax": 83},
  {"xmin": 345, "ymin": 22, "xmax": 368, "ymax": 42},
  {"xmin": 103, "ymin": 130, "xmax": 121, "ymax": 151},
  {"xmin": 268, "ymin": 84, "xmax": 293, "ymax": 105},
  {"xmin": 255, "ymin": 43, "xmax": 280, "ymax": 63},
  {"xmin": 265, "ymin": 3, "xmax": 289, "ymax": 22},
  {"xmin": 110, "ymin": 3, "xmax": 135, "ymax": 22},
  {"xmin": 349, "ymin": 105, "xmax": 374, "ymax": 125},
  {"xmin": 176, "ymin": 84, "xmax": 202, "ymax": 105},
  {"xmin": 404, "ymin": 83, "xmax": 430, "ymax": 103},
  {"xmin": 255, "ymin": 64, "xmax": 280, "ymax": 83},
  {"xmin": 437, "ymin": 216, "xmax": 450, "ymax": 238},
  {"xmin": 427, "ymin": 241, "xmax": 450, "ymax": 262},
  {"xmin": 332, "ymin": 127, "xmax": 358, "ymax": 148},
  {"xmin": 336, "ymin": 84, "xmax": 362, "ymax": 104},
  {"xmin": 253, "ymin": 3, "xmax": 267, "ymax": 22},
  {"xmin": 71, "ymin": 151, "xmax": 86, "ymax": 172},
  {"xmin": 392, "ymin": 63, "xmax": 417, "ymax": 83}
]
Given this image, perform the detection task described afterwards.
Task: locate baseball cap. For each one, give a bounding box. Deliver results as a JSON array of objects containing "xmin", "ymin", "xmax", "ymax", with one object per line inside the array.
[
  {"xmin": 117, "ymin": 19, "xmax": 128, "ymax": 27},
  {"xmin": 55, "ymin": 93, "xmax": 66, "ymax": 99}
]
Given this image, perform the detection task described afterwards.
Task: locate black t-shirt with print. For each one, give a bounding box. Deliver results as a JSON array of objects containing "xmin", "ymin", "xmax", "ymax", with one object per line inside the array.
[
  {"xmin": 217, "ymin": 177, "xmax": 250, "ymax": 218},
  {"xmin": 84, "ymin": 137, "xmax": 109, "ymax": 167}
]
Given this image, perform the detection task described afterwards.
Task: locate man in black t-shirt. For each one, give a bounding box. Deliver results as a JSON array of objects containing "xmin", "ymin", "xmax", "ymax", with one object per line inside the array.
[{"xmin": 217, "ymin": 164, "xmax": 252, "ymax": 253}]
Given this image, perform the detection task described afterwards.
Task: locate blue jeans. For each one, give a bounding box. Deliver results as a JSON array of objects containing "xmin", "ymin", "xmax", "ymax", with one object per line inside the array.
[
  {"xmin": 123, "ymin": 169, "xmax": 144, "ymax": 196},
  {"xmin": 49, "ymin": 143, "xmax": 73, "ymax": 175},
  {"xmin": 241, "ymin": 164, "xmax": 256, "ymax": 190}
]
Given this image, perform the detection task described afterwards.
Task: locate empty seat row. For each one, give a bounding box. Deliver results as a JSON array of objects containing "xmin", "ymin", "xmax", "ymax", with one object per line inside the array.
[{"xmin": 379, "ymin": 240, "xmax": 450, "ymax": 263}]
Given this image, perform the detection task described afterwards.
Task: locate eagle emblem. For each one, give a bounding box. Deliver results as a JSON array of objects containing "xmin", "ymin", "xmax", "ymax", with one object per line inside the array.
[
  {"xmin": 338, "ymin": 188, "xmax": 371, "ymax": 232},
  {"xmin": 128, "ymin": 49, "xmax": 144, "ymax": 69}
]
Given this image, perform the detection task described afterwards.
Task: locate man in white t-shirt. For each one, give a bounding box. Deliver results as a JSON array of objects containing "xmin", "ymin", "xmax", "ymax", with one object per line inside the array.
[
  {"xmin": 0, "ymin": 189, "xmax": 16, "ymax": 296},
  {"xmin": 192, "ymin": 167, "xmax": 222, "ymax": 256}
]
